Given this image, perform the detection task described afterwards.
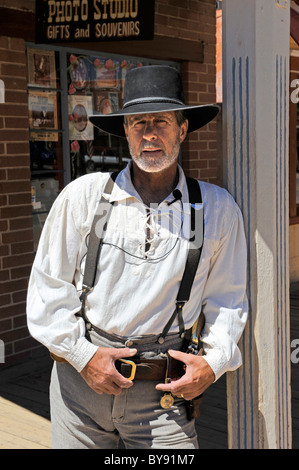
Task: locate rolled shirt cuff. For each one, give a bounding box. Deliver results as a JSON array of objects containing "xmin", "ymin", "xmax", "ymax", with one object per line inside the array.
[{"xmin": 63, "ymin": 336, "xmax": 99, "ymax": 372}]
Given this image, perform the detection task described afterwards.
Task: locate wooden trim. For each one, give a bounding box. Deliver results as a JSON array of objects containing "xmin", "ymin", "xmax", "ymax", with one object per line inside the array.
[
  {"xmin": 290, "ymin": 70, "xmax": 298, "ymax": 219},
  {"xmin": 0, "ymin": 7, "xmax": 204, "ymax": 63},
  {"xmin": 0, "ymin": 7, "xmax": 35, "ymax": 42},
  {"xmin": 290, "ymin": 215, "xmax": 299, "ymax": 225},
  {"xmin": 290, "ymin": 55, "xmax": 299, "ymax": 71},
  {"xmin": 290, "ymin": 58, "xmax": 299, "ymax": 222},
  {"xmin": 68, "ymin": 35, "xmax": 204, "ymax": 63}
]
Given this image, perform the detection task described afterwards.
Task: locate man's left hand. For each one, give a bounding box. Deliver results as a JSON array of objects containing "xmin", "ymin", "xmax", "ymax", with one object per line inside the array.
[{"xmin": 155, "ymin": 349, "xmax": 215, "ymax": 401}]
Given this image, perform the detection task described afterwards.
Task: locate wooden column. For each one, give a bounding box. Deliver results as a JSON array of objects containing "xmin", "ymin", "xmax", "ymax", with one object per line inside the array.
[{"xmin": 222, "ymin": 0, "xmax": 292, "ymax": 448}]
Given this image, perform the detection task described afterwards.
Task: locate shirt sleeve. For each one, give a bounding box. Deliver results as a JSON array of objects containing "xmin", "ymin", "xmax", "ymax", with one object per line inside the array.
[
  {"xmin": 200, "ymin": 198, "xmax": 248, "ymax": 382},
  {"xmin": 26, "ymin": 185, "xmax": 98, "ymax": 372}
]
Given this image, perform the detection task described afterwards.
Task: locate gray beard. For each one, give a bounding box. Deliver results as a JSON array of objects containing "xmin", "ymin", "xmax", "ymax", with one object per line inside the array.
[{"xmin": 128, "ymin": 132, "xmax": 181, "ymax": 172}]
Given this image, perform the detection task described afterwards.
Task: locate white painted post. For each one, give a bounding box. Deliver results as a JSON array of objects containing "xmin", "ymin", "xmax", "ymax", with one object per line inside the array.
[{"xmin": 222, "ymin": 0, "xmax": 292, "ymax": 448}]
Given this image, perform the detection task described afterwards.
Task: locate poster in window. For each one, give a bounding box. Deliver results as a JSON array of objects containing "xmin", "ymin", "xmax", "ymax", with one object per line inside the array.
[
  {"xmin": 69, "ymin": 56, "xmax": 89, "ymax": 90},
  {"xmin": 93, "ymin": 90, "xmax": 120, "ymax": 114},
  {"xmin": 68, "ymin": 95, "xmax": 94, "ymax": 141},
  {"xmin": 28, "ymin": 90, "xmax": 58, "ymax": 141},
  {"xmin": 93, "ymin": 58, "xmax": 119, "ymax": 89},
  {"xmin": 27, "ymin": 48, "xmax": 57, "ymax": 88}
]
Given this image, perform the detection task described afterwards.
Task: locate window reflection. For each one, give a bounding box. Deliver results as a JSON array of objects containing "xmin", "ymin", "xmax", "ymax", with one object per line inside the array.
[{"xmin": 67, "ymin": 54, "xmax": 143, "ymax": 179}]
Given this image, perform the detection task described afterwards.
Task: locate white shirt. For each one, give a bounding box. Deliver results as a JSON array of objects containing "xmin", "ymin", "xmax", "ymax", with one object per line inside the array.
[{"xmin": 27, "ymin": 163, "xmax": 248, "ymax": 380}]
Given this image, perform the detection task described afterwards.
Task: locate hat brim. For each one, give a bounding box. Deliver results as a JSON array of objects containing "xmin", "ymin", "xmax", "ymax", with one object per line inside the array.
[{"xmin": 88, "ymin": 103, "xmax": 220, "ymax": 138}]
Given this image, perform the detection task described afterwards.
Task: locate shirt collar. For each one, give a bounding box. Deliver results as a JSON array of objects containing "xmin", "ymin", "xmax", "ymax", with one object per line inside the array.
[{"xmin": 103, "ymin": 161, "xmax": 188, "ymax": 206}]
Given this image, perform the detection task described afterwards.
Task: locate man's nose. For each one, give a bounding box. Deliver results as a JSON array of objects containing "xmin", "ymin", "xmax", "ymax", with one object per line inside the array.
[{"xmin": 143, "ymin": 122, "xmax": 157, "ymax": 140}]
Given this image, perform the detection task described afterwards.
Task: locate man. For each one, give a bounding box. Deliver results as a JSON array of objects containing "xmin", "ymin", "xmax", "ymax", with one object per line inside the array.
[{"xmin": 27, "ymin": 65, "xmax": 248, "ymax": 449}]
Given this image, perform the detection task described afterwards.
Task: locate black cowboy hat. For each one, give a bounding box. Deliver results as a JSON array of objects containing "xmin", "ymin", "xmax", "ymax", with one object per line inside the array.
[{"xmin": 89, "ymin": 65, "xmax": 220, "ymax": 137}]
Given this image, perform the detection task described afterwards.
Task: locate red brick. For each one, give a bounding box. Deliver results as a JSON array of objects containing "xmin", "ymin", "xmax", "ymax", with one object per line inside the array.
[
  {"xmin": 11, "ymin": 240, "xmax": 34, "ymax": 255},
  {"xmin": 3, "ymin": 91, "xmax": 27, "ymax": 106},
  {"xmin": 9, "ymin": 217, "xmax": 33, "ymax": 231},
  {"xmin": 0, "ymin": 50, "xmax": 26, "ymax": 64},
  {"xmin": 2, "ymin": 252, "xmax": 34, "ymax": 269},
  {"xmin": 1, "ymin": 325, "xmax": 29, "ymax": 344},
  {"xmin": 0, "ymin": 269, "xmax": 10, "ymax": 282},
  {"xmin": 0, "ymin": 294, "xmax": 11, "ymax": 306},
  {"xmin": 0, "ymin": 278, "xmax": 29, "ymax": 296},
  {"xmin": 7, "ymin": 168, "xmax": 30, "ymax": 180},
  {"xmin": 12, "ymin": 290, "xmax": 27, "ymax": 303},
  {"xmin": 0, "ymin": 204, "xmax": 31, "ymax": 219},
  {"xmin": 0, "ymin": 302, "xmax": 26, "ymax": 319},
  {"xmin": 5, "ymin": 117, "xmax": 29, "ymax": 129},
  {"xmin": 14, "ymin": 335, "xmax": 38, "ymax": 353},
  {"xmin": 0, "ymin": 318, "xmax": 12, "ymax": 333},
  {"xmin": 10, "ymin": 266, "xmax": 31, "ymax": 280},
  {"xmin": 8, "ymin": 193, "xmax": 31, "ymax": 205},
  {"xmin": 0, "ymin": 104, "xmax": 28, "ymax": 119},
  {"xmin": 1, "ymin": 63, "xmax": 27, "ymax": 78},
  {"xmin": 13, "ymin": 314, "xmax": 27, "ymax": 328}
]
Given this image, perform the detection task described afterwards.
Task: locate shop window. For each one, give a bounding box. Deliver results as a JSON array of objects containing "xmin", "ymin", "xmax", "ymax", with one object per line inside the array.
[
  {"xmin": 27, "ymin": 47, "xmax": 64, "ymax": 250},
  {"xmin": 66, "ymin": 53, "xmax": 140, "ymax": 179},
  {"xmin": 290, "ymin": 56, "xmax": 299, "ymax": 223},
  {"xmin": 26, "ymin": 44, "xmax": 178, "ymax": 249}
]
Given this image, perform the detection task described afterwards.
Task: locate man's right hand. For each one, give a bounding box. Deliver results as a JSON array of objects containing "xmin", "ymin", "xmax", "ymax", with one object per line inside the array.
[{"xmin": 80, "ymin": 347, "xmax": 137, "ymax": 396}]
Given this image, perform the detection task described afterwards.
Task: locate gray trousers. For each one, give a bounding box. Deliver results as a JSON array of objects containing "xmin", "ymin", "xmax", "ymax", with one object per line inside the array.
[{"xmin": 50, "ymin": 330, "xmax": 199, "ymax": 449}]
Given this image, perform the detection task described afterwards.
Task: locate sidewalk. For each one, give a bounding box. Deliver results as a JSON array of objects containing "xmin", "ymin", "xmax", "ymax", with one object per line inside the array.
[
  {"xmin": 0, "ymin": 355, "xmax": 52, "ymax": 449},
  {"xmin": 0, "ymin": 283, "xmax": 298, "ymax": 449}
]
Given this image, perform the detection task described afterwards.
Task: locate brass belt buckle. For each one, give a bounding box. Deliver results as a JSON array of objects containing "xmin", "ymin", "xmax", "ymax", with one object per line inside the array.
[{"xmin": 119, "ymin": 359, "xmax": 137, "ymax": 381}]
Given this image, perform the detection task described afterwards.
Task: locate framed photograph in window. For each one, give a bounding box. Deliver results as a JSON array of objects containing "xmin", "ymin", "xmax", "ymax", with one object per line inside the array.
[
  {"xmin": 27, "ymin": 48, "xmax": 57, "ymax": 88},
  {"xmin": 68, "ymin": 94, "xmax": 94, "ymax": 141},
  {"xmin": 93, "ymin": 58, "xmax": 119, "ymax": 89},
  {"xmin": 93, "ymin": 90, "xmax": 120, "ymax": 114},
  {"xmin": 28, "ymin": 90, "xmax": 58, "ymax": 141}
]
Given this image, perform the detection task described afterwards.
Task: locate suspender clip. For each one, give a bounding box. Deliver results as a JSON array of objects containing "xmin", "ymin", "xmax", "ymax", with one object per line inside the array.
[{"xmin": 176, "ymin": 301, "xmax": 186, "ymax": 338}]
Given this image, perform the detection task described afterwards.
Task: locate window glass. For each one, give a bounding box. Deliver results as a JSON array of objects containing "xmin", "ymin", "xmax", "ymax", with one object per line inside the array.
[
  {"xmin": 66, "ymin": 53, "xmax": 144, "ymax": 179},
  {"xmin": 27, "ymin": 48, "xmax": 64, "ymax": 250}
]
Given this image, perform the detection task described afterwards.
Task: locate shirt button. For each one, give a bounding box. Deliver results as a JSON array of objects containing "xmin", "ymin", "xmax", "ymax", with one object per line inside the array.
[{"xmin": 125, "ymin": 339, "xmax": 134, "ymax": 347}]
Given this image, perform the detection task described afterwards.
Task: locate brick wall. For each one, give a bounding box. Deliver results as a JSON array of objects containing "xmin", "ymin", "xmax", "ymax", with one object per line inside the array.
[
  {"xmin": 0, "ymin": 36, "xmax": 37, "ymax": 367},
  {"xmin": 154, "ymin": 0, "xmax": 218, "ymax": 182}
]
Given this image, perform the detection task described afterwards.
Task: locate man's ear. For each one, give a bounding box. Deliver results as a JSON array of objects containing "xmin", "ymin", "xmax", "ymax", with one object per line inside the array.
[
  {"xmin": 123, "ymin": 122, "xmax": 128, "ymax": 139},
  {"xmin": 179, "ymin": 119, "xmax": 189, "ymax": 143}
]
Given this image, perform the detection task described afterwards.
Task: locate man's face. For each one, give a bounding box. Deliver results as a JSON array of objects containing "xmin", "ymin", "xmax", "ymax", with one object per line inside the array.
[{"xmin": 124, "ymin": 111, "xmax": 188, "ymax": 173}]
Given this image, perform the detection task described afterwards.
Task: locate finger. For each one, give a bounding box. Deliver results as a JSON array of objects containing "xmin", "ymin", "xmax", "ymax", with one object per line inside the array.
[
  {"xmin": 156, "ymin": 375, "xmax": 188, "ymax": 392},
  {"xmin": 112, "ymin": 348, "xmax": 137, "ymax": 360},
  {"xmin": 167, "ymin": 349, "xmax": 191, "ymax": 365}
]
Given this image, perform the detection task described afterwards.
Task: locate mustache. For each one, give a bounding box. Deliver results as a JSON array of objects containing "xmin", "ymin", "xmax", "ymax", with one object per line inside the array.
[{"xmin": 140, "ymin": 142, "xmax": 163, "ymax": 151}]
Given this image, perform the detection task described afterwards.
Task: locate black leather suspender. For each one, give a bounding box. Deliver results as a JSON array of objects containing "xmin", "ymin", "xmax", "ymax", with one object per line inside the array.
[
  {"xmin": 79, "ymin": 172, "xmax": 204, "ymax": 342},
  {"xmin": 79, "ymin": 172, "xmax": 118, "ymax": 336},
  {"xmin": 158, "ymin": 177, "xmax": 204, "ymax": 342}
]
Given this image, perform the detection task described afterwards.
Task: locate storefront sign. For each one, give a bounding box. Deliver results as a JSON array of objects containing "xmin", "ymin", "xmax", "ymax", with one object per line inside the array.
[{"xmin": 35, "ymin": 0, "xmax": 155, "ymax": 43}]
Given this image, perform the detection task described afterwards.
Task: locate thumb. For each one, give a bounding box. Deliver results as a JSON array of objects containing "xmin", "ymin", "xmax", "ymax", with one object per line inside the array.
[
  {"xmin": 167, "ymin": 349, "xmax": 189, "ymax": 365},
  {"xmin": 113, "ymin": 348, "xmax": 137, "ymax": 360}
]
